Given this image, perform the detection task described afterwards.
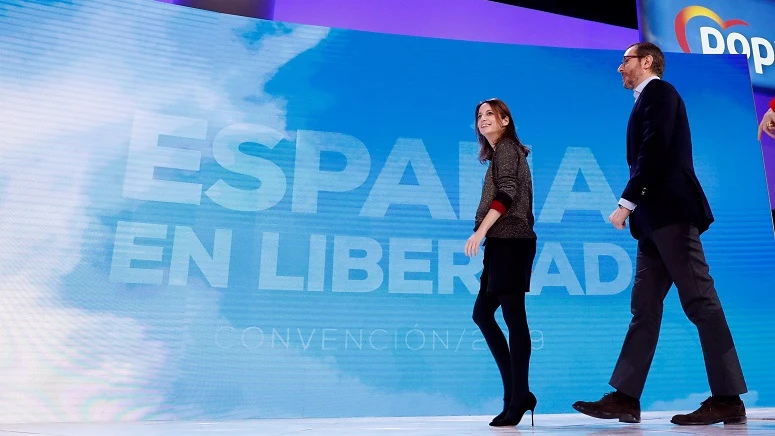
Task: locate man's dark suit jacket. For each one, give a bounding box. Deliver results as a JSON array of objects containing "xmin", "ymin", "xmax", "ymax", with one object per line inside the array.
[{"xmin": 622, "ymin": 79, "xmax": 714, "ymax": 240}]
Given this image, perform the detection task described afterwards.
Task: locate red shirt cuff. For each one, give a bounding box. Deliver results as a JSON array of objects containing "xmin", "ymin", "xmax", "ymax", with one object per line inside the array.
[
  {"xmin": 769, "ymin": 96, "xmax": 775, "ymax": 112},
  {"xmin": 490, "ymin": 200, "xmax": 507, "ymax": 214}
]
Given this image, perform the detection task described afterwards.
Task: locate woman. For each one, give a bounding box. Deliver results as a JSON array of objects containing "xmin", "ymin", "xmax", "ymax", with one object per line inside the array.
[{"xmin": 465, "ymin": 98, "xmax": 537, "ymax": 427}]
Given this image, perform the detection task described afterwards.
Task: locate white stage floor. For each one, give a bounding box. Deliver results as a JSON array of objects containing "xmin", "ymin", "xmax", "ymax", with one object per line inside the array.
[{"xmin": 0, "ymin": 409, "xmax": 772, "ymax": 436}]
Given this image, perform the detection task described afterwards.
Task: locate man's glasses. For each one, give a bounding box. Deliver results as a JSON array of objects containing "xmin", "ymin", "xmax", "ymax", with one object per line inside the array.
[{"xmin": 621, "ymin": 55, "xmax": 644, "ymax": 65}]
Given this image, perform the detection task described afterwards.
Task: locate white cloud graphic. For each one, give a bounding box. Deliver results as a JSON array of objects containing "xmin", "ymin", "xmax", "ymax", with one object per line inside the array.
[{"xmin": 0, "ymin": 0, "xmax": 331, "ymax": 423}]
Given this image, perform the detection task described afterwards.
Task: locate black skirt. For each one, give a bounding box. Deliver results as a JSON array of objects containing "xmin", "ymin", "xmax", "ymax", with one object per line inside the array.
[{"xmin": 480, "ymin": 237, "xmax": 537, "ymax": 294}]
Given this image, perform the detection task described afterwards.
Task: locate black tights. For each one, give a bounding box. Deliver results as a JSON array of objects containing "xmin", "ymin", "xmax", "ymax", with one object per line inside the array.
[{"xmin": 472, "ymin": 290, "xmax": 531, "ymax": 408}]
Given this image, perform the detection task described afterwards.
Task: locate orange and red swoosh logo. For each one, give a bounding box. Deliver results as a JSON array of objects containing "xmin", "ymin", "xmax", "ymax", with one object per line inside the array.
[{"xmin": 674, "ymin": 6, "xmax": 748, "ymax": 52}]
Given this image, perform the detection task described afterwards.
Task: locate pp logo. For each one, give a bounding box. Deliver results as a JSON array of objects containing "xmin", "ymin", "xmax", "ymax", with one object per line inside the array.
[{"xmin": 674, "ymin": 5, "xmax": 773, "ymax": 74}]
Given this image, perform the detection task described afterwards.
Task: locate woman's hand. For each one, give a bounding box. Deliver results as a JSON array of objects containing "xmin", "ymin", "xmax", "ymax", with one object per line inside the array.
[{"xmin": 465, "ymin": 231, "xmax": 486, "ymax": 257}]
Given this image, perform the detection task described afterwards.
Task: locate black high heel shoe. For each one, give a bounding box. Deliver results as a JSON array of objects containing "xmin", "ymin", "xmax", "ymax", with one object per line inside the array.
[
  {"xmin": 489, "ymin": 392, "xmax": 537, "ymax": 427},
  {"xmin": 489, "ymin": 399, "xmax": 510, "ymax": 426}
]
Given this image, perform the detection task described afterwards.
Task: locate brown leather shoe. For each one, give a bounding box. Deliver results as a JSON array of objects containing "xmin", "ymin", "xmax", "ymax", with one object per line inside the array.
[
  {"xmin": 671, "ymin": 396, "xmax": 746, "ymax": 425},
  {"xmin": 572, "ymin": 391, "xmax": 641, "ymax": 423}
]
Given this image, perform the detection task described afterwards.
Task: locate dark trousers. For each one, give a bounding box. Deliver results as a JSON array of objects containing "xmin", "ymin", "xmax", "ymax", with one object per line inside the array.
[
  {"xmin": 472, "ymin": 238, "xmax": 536, "ymax": 408},
  {"xmin": 609, "ymin": 223, "xmax": 747, "ymax": 399}
]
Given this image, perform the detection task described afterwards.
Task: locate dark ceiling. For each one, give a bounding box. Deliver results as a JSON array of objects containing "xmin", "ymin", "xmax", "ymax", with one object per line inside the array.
[{"xmin": 489, "ymin": 0, "xmax": 638, "ymax": 29}]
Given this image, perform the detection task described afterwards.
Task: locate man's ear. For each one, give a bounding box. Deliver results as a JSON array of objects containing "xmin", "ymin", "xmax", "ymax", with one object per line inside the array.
[{"xmin": 642, "ymin": 54, "xmax": 654, "ymax": 70}]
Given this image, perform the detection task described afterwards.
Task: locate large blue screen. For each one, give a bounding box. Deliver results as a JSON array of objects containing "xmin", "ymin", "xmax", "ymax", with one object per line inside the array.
[{"xmin": 0, "ymin": 0, "xmax": 773, "ymax": 423}]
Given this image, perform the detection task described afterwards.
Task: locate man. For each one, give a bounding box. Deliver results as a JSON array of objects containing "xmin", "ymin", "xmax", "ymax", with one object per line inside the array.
[
  {"xmin": 758, "ymin": 96, "xmax": 775, "ymax": 140},
  {"xmin": 572, "ymin": 42, "xmax": 748, "ymax": 426},
  {"xmin": 759, "ymin": 97, "xmax": 775, "ymax": 227}
]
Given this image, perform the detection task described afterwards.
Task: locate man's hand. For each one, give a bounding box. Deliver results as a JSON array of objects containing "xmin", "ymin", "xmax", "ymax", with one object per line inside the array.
[
  {"xmin": 609, "ymin": 206, "xmax": 631, "ymax": 230},
  {"xmin": 758, "ymin": 108, "xmax": 775, "ymax": 141}
]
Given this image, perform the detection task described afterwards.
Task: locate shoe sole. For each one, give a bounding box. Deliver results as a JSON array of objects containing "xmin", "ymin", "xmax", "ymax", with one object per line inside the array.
[
  {"xmin": 671, "ymin": 416, "xmax": 747, "ymax": 426},
  {"xmin": 572, "ymin": 404, "xmax": 640, "ymax": 424}
]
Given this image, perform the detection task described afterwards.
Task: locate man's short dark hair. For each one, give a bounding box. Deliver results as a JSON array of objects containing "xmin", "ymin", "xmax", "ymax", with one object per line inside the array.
[{"xmin": 628, "ymin": 42, "xmax": 665, "ymax": 77}]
